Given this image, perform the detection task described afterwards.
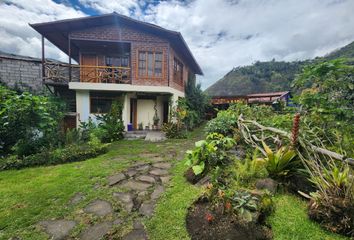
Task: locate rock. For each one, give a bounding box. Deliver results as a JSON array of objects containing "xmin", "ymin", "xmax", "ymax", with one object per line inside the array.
[
  {"xmin": 139, "ymin": 201, "xmax": 155, "ymax": 217},
  {"xmin": 69, "ymin": 192, "xmax": 85, "ymax": 205},
  {"xmin": 196, "ymin": 175, "xmax": 211, "ymax": 186},
  {"xmin": 80, "ymin": 222, "xmax": 112, "ymax": 240},
  {"xmin": 149, "ymin": 168, "xmax": 169, "ymax": 176},
  {"xmin": 255, "ymin": 178, "xmax": 278, "ymax": 194},
  {"xmin": 151, "ymin": 185, "xmax": 164, "ymax": 200},
  {"xmin": 133, "ymin": 221, "xmax": 144, "ymax": 230},
  {"xmin": 137, "ymin": 191, "xmax": 149, "ymax": 198},
  {"xmin": 120, "ymin": 180, "xmax": 152, "ymax": 191},
  {"xmin": 145, "ymin": 131, "xmax": 166, "ymax": 142},
  {"xmin": 122, "ymin": 229, "xmax": 148, "ymax": 240},
  {"xmin": 84, "ymin": 199, "xmax": 113, "ymax": 217},
  {"xmin": 136, "ymin": 175, "xmax": 156, "ymax": 184},
  {"xmin": 113, "ymin": 192, "xmax": 134, "ymax": 212},
  {"xmin": 107, "ymin": 173, "xmax": 126, "ymax": 186},
  {"xmin": 113, "ymin": 218, "xmax": 123, "ymax": 225},
  {"xmin": 39, "ymin": 219, "xmax": 76, "ymax": 240},
  {"xmin": 152, "ymin": 162, "xmax": 172, "ymax": 169},
  {"xmin": 135, "ymin": 164, "xmax": 150, "ymax": 172},
  {"xmin": 160, "ymin": 176, "xmax": 171, "ymax": 184},
  {"xmin": 126, "ymin": 169, "xmax": 138, "ymax": 177}
]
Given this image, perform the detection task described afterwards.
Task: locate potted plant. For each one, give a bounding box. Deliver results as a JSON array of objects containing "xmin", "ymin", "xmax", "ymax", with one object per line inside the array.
[{"xmin": 138, "ymin": 122, "xmax": 143, "ymax": 130}]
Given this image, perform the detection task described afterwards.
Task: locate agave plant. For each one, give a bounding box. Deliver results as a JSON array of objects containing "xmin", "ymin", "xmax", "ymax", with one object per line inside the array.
[{"xmin": 260, "ymin": 141, "xmax": 298, "ymax": 179}]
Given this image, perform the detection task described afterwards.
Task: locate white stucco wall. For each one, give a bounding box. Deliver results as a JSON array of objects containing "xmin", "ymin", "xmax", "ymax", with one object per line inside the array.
[
  {"xmin": 136, "ymin": 97, "xmax": 164, "ymax": 128},
  {"xmin": 76, "ymin": 90, "xmax": 90, "ymax": 127}
]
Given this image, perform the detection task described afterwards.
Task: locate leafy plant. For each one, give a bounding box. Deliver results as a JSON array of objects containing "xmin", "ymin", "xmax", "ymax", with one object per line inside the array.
[
  {"xmin": 205, "ymin": 110, "xmax": 237, "ymax": 136},
  {"xmin": 260, "ymin": 142, "xmax": 298, "ymax": 179},
  {"xmin": 185, "ymin": 133, "xmax": 236, "ymax": 175},
  {"xmin": 96, "ymin": 99, "xmax": 124, "ymax": 142},
  {"xmin": 229, "ymin": 191, "xmax": 258, "ymax": 222}
]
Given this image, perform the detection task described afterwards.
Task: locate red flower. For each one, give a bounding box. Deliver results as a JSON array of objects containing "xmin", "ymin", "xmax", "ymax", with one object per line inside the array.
[
  {"xmin": 225, "ymin": 201, "xmax": 232, "ymax": 210},
  {"xmin": 205, "ymin": 213, "xmax": 214, "ymax": 223}
]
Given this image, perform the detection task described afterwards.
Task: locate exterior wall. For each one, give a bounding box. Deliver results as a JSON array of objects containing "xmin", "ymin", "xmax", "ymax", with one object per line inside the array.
[
  {"xmin": 76, "ymin": 90, "xmax": 90, "ymax": 127},
  {"xmin": 136, "ymin": 96, "xmax": 164, "ymax": 129},
  {"xmin": 169, "ymin": 47, "xmax": 189, "ymax": 92},
  {"xmin": 0, "ymin": 56, "xmax": 43, "ymax": 92},
  {"xmin": 70, "ymin": 24, "xmax": 194, "ymax": 93}
]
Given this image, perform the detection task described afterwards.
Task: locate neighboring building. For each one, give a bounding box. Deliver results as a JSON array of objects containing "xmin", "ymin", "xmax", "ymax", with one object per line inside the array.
[
  {"xmin": 211, "ymin": 91, "xmax": 291, "ymax": 108},
  {"xmin": 30, "ymin": 13, "xmax": 203, "ymax": 130},
  {"xmin": 0, "ymin": 51, "xmax": 43, "ymax": 92}
]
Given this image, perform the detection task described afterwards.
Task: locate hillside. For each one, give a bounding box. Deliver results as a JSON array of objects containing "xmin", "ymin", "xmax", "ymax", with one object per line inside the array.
[{"xmin": 205, "ymin": 41, "xmax": 354, "ymax": 97}]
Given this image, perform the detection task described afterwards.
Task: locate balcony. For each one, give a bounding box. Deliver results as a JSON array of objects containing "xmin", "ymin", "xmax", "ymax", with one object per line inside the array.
[{"xmin": 43, "ymin": 62, "xmax": 131, "ymax": 85}]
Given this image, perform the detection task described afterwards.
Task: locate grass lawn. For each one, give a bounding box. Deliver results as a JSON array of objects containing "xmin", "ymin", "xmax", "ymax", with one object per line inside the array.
[
  {"xmin": 268, "ymin": 194, "xmax": 348, "ymax": 240},
  {"xmin": 0, "ymin": 126, "xmax": 350, "ymax": 240}
]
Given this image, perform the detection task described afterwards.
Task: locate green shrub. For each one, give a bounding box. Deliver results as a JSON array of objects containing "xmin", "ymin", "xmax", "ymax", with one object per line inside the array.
[
  {"xmin": 161, "ymin": 122, "xmax": 186, "ymax": 139},
  {"xmin": 205, "ymin": 110, "xmax": 237, "ymax": 136},
  {"xmin": 0, "ymin": 86, "xmax": 65, "ymax": 156},
  {"xmin": 185, "ymin": 133, "xmax": 236, "ymax": 175},
  {"xmin": 0, "ymin": 142, "xmax": 109, "ymax": 171},
  {"xmin": 96, "ymin": 100, "xmax": 124, "ymax": 142}
]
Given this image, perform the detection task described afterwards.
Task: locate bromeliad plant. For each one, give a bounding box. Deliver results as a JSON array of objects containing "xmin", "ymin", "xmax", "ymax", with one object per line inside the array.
[
  {"xmin": 260, "ymin": 141, "xmax": 298, "ymax": 179},
  {"xmin": 185, "ymin": 133, "xmax": 236, "ymax": 175}
]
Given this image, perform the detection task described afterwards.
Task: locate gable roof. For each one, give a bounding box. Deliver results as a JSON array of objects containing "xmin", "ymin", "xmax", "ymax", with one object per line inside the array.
[{"xmin": 29, "ymin": 12, "xmax": 203, "ymax": 75}]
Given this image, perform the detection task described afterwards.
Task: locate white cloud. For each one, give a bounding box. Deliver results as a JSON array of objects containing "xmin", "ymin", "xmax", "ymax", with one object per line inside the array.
[
  {"xmin": 0, "ymin": 0, "xmax": 86, "ymax": 62},
  {"xmin": 1, "ymin": 0, "xmax": 354, "ymax": 88}
]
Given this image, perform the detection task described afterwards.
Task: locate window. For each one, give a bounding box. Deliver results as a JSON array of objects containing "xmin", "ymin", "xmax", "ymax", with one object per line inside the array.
[
  {"xmin": 90, "ymin": 92, "xmax": 121, "ymax": 114},
  {"xmin": 173, "ymin": 57, "xmax": 183, "ymax": 85},
  {"xmin": 106, "ymin": 56, "xmax": 129, "ymax": 67},
  {"xmin": 138, "ymin": 51, "xmax": 163, "ymax": 77}
]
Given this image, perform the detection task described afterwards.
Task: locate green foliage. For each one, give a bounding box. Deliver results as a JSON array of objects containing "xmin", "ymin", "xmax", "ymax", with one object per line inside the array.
[
  {"xmin": 185, "ymin": 133, "xmax": 236, "ymax": 175},
  {"xmin": 184, "ymin": 76, "xmax": 210, "ymax": 129},
  {"xmin": 96, "ymin": 99, "xmax": 124, "ymax": 142},
  {"xmin": 162, "ymin": 100, "xmax": 188, "ymax": 139},
  {"xmin": 0, "ymin": 142, "xmax": 109, "ymax": 170},
  {"xmin": 206, "ymin": 60, "xmax": 306, "ymax": 97},
  {"xmin": 293, "ymin": 59, "xmax": 354, "ymax": 156},
  {"xmin": 260, "ymin": 142, "xmax": 298, "ymax": 179},
  {"xmin": 205, "ymin": 109, "xmax": 237, "ymax": 136},
  {"xmin": 232, "ymin": 151, "xmax": 269, "ymax": 187},
  {"xmin": 229, "ymin": 191, "xmax": 259, "ymax": 222},
  {"xmin": 0, "ymin": 85, "xmax": 65, "ymax": 157}
]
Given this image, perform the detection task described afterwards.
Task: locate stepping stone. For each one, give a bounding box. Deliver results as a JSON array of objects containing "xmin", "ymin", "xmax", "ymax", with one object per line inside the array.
[
  {"xmin": 160, "ymin": 176, "xmax": 170, "ymax": 184},
  {"xmin": 139, "ymin": 201, "xmax": 155, "ymax": 217},
  {"xmin": 126, "ymin": 169, "xmax": 138, "ymax": 177},
  {"xmin": 151, "ymin": 185, "xmax": 164, "ymax": 200},
  {"xmin": 120, "ymin": 180, "xmax": 152, "ymax": 191},
  {"xmin": 84, "ymin": 199, "xmax": 113, "ymax": 217},
  {"xmin": 80, "ymin": 222, "xmax": 112, "ymax": 240},
  {"xmin": 136, "ymin": 175, "xmax": 156, "ymax": 184},
  {"xmin": 113, "ymin": 218, "xmax": 123, "ymax": 225},
  {"xmin": 152, "ymin": 162, "xmax": 172, "ymax": 169},
  {"xmin": 69, "ymin": 192, "xmax": 85, "ymax": 205},
  {"xmin": 39, "ymin": 219, "xmax": 76, "ymax": 240},
  {"xmin": 107, "ymin": 173, "xmax": 126, "ymax": 186},
  {"xmin": 113, "ymin": 192, "xmax": 134, "ymax": 212},
  {"xmin": 145, "ymin": 131, "xmax": 166, "ymax": 142},
  {"xmin": 150, "ymin": 156, "xmax": 165, "ymax": 163},
  {"xmin": 136, "ymin": 165, "xmax": 150, "ymax": 171},
  {"xmin": 149, "ymin": 168, "xmax": 169, "ymax": 176},
  {"xmin": 122, "ymin": 229, "xmax": 147, "ymax": 240}
]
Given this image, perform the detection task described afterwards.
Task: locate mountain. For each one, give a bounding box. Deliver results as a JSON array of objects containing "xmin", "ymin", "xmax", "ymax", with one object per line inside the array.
[{"xmin": 205, "ymin": 41, "xmax": 354, "ymax": 97}]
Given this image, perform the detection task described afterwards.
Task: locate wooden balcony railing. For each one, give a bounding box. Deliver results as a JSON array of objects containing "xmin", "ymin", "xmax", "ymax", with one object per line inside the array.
[{"xmin": 43, "ymin": 62, "xmax": 131, "ymax": 84}]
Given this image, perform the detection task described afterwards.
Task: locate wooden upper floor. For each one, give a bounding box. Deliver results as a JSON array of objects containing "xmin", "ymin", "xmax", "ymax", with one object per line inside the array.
[{"xmin": 30, "ymin": 13, "xmax": 203, "ymax": 93}]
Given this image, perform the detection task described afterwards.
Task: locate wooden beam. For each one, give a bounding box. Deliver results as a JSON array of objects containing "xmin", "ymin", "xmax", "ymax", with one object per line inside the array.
[
  {"xmin": 41, "ymin": 35, "xmax": 45, "ymax": 80},
  {"xmin": 68, "ymin": 34, "xmax": 72, "ymax": 82}
]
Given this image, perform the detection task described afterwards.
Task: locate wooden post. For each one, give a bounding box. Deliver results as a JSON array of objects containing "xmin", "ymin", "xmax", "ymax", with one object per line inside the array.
[
  {"xmin": 68, "ymin": 35, "xmax": 72, "ymax": 82},
  {"xmin": 41, "ymin": 35, "xmax": 45, "ymax": 81}
]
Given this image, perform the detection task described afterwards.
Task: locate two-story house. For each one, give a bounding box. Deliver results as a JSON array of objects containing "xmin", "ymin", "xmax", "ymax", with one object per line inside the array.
[{"xmin": 30, "ymin": 13, "xmax": 202, "ymax": 130}]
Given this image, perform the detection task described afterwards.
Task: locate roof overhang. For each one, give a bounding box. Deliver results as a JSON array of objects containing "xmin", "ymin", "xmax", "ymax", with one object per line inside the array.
[{"xmin": 29, "ymin": 12, "xmax": 203, "ymax": 75}]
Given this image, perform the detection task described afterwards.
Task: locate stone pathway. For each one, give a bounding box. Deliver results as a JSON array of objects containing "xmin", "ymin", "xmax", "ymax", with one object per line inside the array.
[{"xmin": 38, "ymin": 152, "xmax": 174, "ymax": 239}]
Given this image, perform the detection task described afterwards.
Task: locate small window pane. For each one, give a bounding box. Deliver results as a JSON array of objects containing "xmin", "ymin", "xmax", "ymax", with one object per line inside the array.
[{"xmin": 147, "ymin": 52, "xmax": 154, "ymax": 76}]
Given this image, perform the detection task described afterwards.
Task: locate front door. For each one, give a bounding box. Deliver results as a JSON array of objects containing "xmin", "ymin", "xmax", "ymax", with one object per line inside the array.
[
  {"xmin": 80, "ymin": 54, "xmax": 97, "ymax": 82},
  {"xmin": 130, "ymin": 99, "xmax": 137, "ymax": 130}
]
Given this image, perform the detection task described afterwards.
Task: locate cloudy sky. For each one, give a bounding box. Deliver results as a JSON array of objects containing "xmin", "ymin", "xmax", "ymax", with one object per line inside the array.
[{"xmin": 1, "ymin": 0, "xmax": 354, "ymax": 88}]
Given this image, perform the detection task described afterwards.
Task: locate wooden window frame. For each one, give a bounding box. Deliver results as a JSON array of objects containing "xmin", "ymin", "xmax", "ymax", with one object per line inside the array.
[
  {"xmin": 137, "ymin": 50, "xmax": 164, "ymax": 78},
  {"xmin": 173, "ymin": 57, "xmax": 183, "ymax": 85}
]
